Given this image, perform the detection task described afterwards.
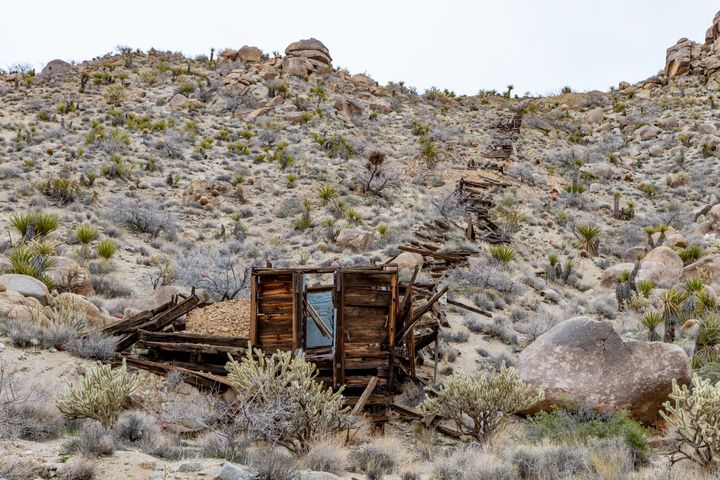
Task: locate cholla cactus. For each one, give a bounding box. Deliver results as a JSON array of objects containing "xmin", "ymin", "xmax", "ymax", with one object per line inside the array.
[
  {"xmin": 660, "ymin": 376, "xmax": 720, "ymax": 469},
  {"xmin": 56, "ymin": 359, "xmax": 141, "ymax": 428},
  {"xmin": 419, "ymin": 366, "xmax": 543, "ymax": 442},
  {"xmin": 226, "ymin": 348, "xmax": 350, "ymax": 455}
]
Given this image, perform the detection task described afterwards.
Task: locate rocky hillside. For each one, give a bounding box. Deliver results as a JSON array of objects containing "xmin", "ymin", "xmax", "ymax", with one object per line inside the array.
[{"xmin": 2, "ymin": 9, "xmax": 720, "ymax": 480}]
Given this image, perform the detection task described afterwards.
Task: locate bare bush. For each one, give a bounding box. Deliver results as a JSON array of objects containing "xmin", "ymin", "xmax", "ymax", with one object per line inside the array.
[
  {"xmin": 304, "ymin": 440, "xmax": 348, "ymax": 475},
  {"xmin": 355, "ymin": 150, "xmax": 399, "ymax": 196},
  {"xmin": 57, "ymin": 459, "xmax": 96, "ymax": 480},
  {"xmin": 110, "ymin": 196, "xmax": 178, "ymax": 239},
  {"xmin": 251, "ymin": 448, "xmax": 299, "ymax": 480},
  {"xmin": 174, "ymin": 246, "xmax": 254, "ymax": 301},
  {"xmin": 349, "ymin": 438, "xmax": 401, "ymax": 480},
  {"xmin": 65, "ymin": 333, "xmax": 119, "ymax": 360},
  {"xmin": 63, "ymin": 421, "xmax": 115, "ymax": 457}
]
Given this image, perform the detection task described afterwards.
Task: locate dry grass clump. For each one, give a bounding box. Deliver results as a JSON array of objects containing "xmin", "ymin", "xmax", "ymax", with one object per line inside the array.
[
  {"xmin": 349, "ymin": 437, "xmax": 402, "ymax": 480},
  {"xmin": 304, "ymin": 439, "xmax": 348, "ymax": 474}
]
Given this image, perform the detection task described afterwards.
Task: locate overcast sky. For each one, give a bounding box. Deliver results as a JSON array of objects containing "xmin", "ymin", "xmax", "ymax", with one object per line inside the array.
[{"xmin": 0, "ymin": 1, "xmax": 716, "ymax": 95}]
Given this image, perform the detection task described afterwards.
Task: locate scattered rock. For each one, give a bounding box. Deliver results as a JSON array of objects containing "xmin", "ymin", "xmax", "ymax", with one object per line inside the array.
[
  {"xmin": 0, "ymin": 274, "xmax": 51, "ymax": 306},
  {"xmin": 335, "ymin": 229, "xmax": 374, "ymax": 252},
  {"xmin": 584, "ymin": 107, "xmax": 605, "ymax": 124},
  {"xmin": 215, "ymin": 461, "xmax": 258, "ymax": 480},
  {"xmin": 635, "ymin": 246, "xmax": 683, "ymax": 288},
  {"xmin": 298, "ymin": 472, "xmax": 342, "ymax": 480},
  {"xmin": 333, "ymin": 96, "xmax": 363, "ymax": 117},
  {"xmin": 518, "ymin": 317, "xmax": 691, "ymax": 423},
  {"xmin": 351, "ymin": 73, "xmax": 378, "ymax": 91},
  {"xmin": 681, "ymin": 254, "xmax": 720, "ymax": 289},
  {"xmin": 178, "ymin": 462, "xmax": 204, "ymax": 473}
]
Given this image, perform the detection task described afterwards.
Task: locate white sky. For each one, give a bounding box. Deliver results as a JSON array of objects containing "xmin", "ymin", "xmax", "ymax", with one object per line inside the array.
[{"xmin": 0, "ymin": 1, "xmax": 716, "ymax": 95}]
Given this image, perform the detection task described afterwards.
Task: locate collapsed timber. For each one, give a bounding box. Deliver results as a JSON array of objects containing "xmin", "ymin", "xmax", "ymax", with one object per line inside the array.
[{"xmin": 94, "ymin": 265, "xmax": 452, "ymax": 424}]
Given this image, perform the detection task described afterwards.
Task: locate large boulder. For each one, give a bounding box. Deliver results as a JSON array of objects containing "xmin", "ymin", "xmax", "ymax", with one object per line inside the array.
[
  {"xmin": 214, "ymin": 461, "xmax": 258, "ymax": 480},
  {"xmin": 0, "ymin": 288, "xmax": 51, "ymax": 325},
  {"xmin": 635, "ymin": 246, "xmax": 683, "ymax": 288},
  {"xmin": 333, "ymin": 96, "xmax": 364, "ymax": 117},
  {"xmin": 46, "ymin": 256, "xmax": 94, "ymax": 297},
  {"xmin": 599, "ymin": 263, "xmax": 635, "ymax": 289},
  {"xmin": 39, "ymin": 59, "xmax": 74, "ymax": 78},
  {"xmin": 665, "ymin": 38, "xmax": 695, "ymax": 79},
  {"xmin": 518, "ymin": 317, "xmax": 691, "ymax": 423},
  {"xmin": 705, "ymin": 10, "xmax": 720, "ymax": 44},
  {"xmin": 0, "ymin": 274, "xmax": 51, "ymax": 306},
  {"xmin": 391, "ymin": 252, "xmax": 424, "ymax": 279},
  {"xmin": 335, "ymin": 229, "xmax": 374, "ymax": 253},
  {"xmin": 236, "ymin": 45, "xmax": 263, "ymax": 63},
  {"xmin": 681, "ymin": 254, "xmax": 720, "ymax": 289},
  {"xmin": 284, "ymin": 38, "xmax": 332, "ymax": 72},
  {"xmin": 584, "ymin": 107, "xmax": 605, "ymax": 125},
  {"xmin": 281, "ymin": 56, "xmax": 311, "ymax": 79},
  {"xmin": 56, "ymin": 292, "xmax": 108, "ymax": 329}
]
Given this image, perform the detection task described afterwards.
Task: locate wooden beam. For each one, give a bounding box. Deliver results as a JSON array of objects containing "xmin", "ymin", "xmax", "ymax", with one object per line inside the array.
[
  {"xmin": 351, "ymin": 376, "xmax": 378, "ymax": 415},
  {"xmin": 249, "ymin": 274, "xmax": 257, "ymax": 345},
  {"xmin": 307, "ymin": 302, "xmax": 333, "ymax": 339},
  {"xmin": 447, "ymin": 298, "xmax": 492, "ymax": 318},
  {"xmin": 397, "ymin": 286, "xmax": 449, "ymax": 342}
]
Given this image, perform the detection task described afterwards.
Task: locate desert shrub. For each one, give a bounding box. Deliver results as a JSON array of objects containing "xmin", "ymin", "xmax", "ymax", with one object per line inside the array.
[
  {"xmin": 355, "ymin": 150, "xmax": 399, "ymax": 196},
  {"xmin": 575, "ymin": 223, "xmax": 601, "ymax": 256},
  {"xmin": 440, "ymin": 328, "xmax": 469, "ymax": 343},
  {"xmin": 63, "ymin": 420, "xmax": 115, "ymax": 457},
  {"xmin": 56, "ymin": 359, "xmax": 141, "ymax": 427},
  {"xmin": 104, "ymin": 83, "xmax": 126, "ymax": 105},
  {"xmin": 0, "ymin": 457, "xmax": 36, "ymax": 480},
  {"xmin": 174, "ymin": 246, "xmax": 252, "ymax": 301},
  {"xmin": 511, "ymin": 442, "xmax": 591, "ymax": 480},
  {"xmin": 201, "ymin": 429, "xmax": 251, "ymax": 463},
  {"xmin": 660, "ymin": 376, "xmax": 720, "ymax": 469},
  {"xmin": 525, "ymin": 408, "xmax": 650, "ymax": 464},
  {"xmin": 349, "ymin": 438, "xmax": 400, "ymax": 480},
  {"xmin": 41, "ymin": 178, "xmax": 83, "ymax": 204},
  {"xmin": 65, "ymin": 333, "xmax": 119, "ymax": 360},
  {"xmin": 114, "ymin": 410, "xmax": 160, "ymax": 445},
  {"xmin": 251, "ymin": 448, "xmax": 299, "ymax": 480},
  {"xmin": 304, "ymin": 440, "xmax": 347, "ymax": 474},
  {"xmin": 419, "ymin": 366, "xmax": 543, "ymax": 442},
  {"xmin": 586, "ymin": 437, "xmax": 634, "ymax": 480},
  {"xmin": 111, "ymin": 197, "xmax": 177, "ymax": 239},
  {"xmin": 91, "ymin": 273, "xmax": 133, "ymax": 298},
  {"xmin": 0, "ymin": 403, "xmax": 65, "ymax": 440},
  {"xmin": 57, "ymin": 459, "xmax": 96, "ymax": 480},
  {"xmin": 431, "ymin": 448, "xmax": 519, "ymax": 480},
  {"xmin": 0, "ymin": 318, "xmax": 76, "ymax": 349},
  {"xmin": 225, "ymin": 348, "xmax": 350, "ymax": 454}
]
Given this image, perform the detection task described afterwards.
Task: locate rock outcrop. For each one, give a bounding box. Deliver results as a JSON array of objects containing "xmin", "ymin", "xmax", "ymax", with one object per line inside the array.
[
  {"xmin": 0, "ymin": 274, "xmax": 51, "ymax": 306},
  {"xmin": 284, "ymin": 38, "xmax": 332, "ymax": 74},
  {"xmin": 335, "ymin": 229, "xmax": 374, "ymax": 252},
  {"xmin": 664, "ymin": 10, "xmax": 720, "ymax": 86},
  {"xmin": 518, "ymin": 317, "xmax": 691, "ymax": 423}
]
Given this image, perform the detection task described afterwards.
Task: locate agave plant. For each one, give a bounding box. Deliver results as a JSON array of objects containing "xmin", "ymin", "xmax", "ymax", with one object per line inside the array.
[
  {"xmin": 317, "ymin": 183, "xmax": 338, "ymax": 204},
  {"xmin": 9, "ymin": 211, "xmax": 60, "ymax": 242},
  {"xmin": 636, "ymin": 279, "xmax": 655, "ymax": 299},
  {"xmin": 4, "ymin": 244, "xmax": 56, "ymax": 287},
  {"xmin": 679, "ymin": 245, "xmax": 706, "ymax": 265}
]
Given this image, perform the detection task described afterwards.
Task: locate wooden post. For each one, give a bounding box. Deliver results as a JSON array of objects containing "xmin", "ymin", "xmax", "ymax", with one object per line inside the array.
[
  {"xmin": 388, "ymin": 273, "xmax": 398, "ymax": 393},
  {"xmin": 465, "ymin": 213, "xmax": 475, "ymax": 241},
  {"xmin": 433, "ymin": 335, "xmax": 439, "ymax": 383},
  {"xmin": 248, "ymin": 274, "xmax": 257, "ymax": 346},
  {"xmin": 334, "ymin": 271, "xmax": 345, "ymax": 388},
  {"xmin": 351, "ymin": 376, "xmax": 378, "ymax": 416}
]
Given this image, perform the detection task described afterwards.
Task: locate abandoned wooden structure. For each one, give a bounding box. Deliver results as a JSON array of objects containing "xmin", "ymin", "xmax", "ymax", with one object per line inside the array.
[{"xmin": 97, "ymin": 265, "xmax": 447, "ymax": 424}]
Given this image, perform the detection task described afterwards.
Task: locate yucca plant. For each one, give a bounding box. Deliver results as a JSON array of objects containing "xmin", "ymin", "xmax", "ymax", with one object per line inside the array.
[
  {"xmin": 96, "ymin": 239, "xmax": 117, "ymax": 260},
  {"xmin": 636, "ymin": 279, "xmax": 655, "ymax": 298},
  {"xmin": 377, "ymin": 223, "xmax": 388, "ymax": 236},
  {"xmin": 641, "ymin": 310, "xmax": 664, "ymax": 342},
  {"xmin": 344, "ymin": 207, "xmax": 363, "ymax": 224},
  {"xmin": 679, "ymin": 245, "xmax": 705, "ymax": 265},
  {"xmin": 317, "ymin": 183, "xmax": 338, "ymax": 204},
  {"xmin": 696, "ymin": 312, "xmax": 720, "ymax": 350},
  {"xmin": 75, "ymin": 224, "xmax": 97, "ymax": 244},
  {"xmin": 4, "ymin": 244, "xmax": 56, "ymax": 287},
  {"xmin": 575, "ymin": 223, "xmax": 601, "ymax": 256},
  {"xmin": 660, "ymin": 288, "xmax": 688, "ymax": 343},
  {"xmin": 490, "ymin": 245, "xmax": 516, "ymax": 264},
  {"xmin": 644, "ymin": 226, "xmax": 657, "ymax": 248},
  {"xmin": 10, "ymin": 211, "xmax": 59, "ymax": 241},
  {"xmin": 683, "ymin": 278, "xmax": 708, "ymax": 317}
]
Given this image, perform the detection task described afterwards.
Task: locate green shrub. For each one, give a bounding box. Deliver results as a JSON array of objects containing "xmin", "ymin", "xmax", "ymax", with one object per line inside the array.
[
  {"xmin": 525, "ymin": 408, "xmax": 650, "ymax": 464},
  {"xmin": 96, "ymin": 239, "xmax": 117, "ymax": 260},
  {"xmin": 75, "ymin": 225, "xmax": 97, "ymax": 244},
  {"xmin": 490, "ymin": 245, "xmax": 516, "ymax": 264},
  {"xmin": 679, "ymin": 245, "xmax": 706, "ymax": 265},
  {"xmin": 317, "ymin": 183, "xmax": 338, "ymax": 204},
  {"xmin": 419, "ymin": 366, "xmax": 543, "ymax": 442},
  {"xmin": 56, "ymin": 359, "xmax": 141, "ymax": 428},
  {"xmin": 225, "ymin": 348, "xmax": 350, "ymax": 455},
  {"xmin": 575, "ymin": 224, "xmax": 601, "ymax": 256},
  {"xmin": 5, "ymin": 243, "xmax": 56, "ymax": 287},
  {"xmin": 10, "ymin": 211, "xmax": 59, "ymax": 239},
  {"xmin": 41, "ymin": 178, "xmax": 82, "ymax": 205}
]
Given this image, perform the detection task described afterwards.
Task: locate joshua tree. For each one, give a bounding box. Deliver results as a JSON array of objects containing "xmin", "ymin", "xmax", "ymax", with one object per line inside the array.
[{"xmin": 660, "ymin": 288, "xmax": 687, "ymax": 343}]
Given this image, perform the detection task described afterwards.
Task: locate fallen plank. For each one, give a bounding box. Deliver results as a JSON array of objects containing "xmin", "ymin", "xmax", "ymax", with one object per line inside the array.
[
  {"xmin": 447, "ymin": 299, "xmax": 492, "ymax": 318},
  {"xmin": 351, "ymin": 376, "xmax": 379, "ymax": 415}
]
